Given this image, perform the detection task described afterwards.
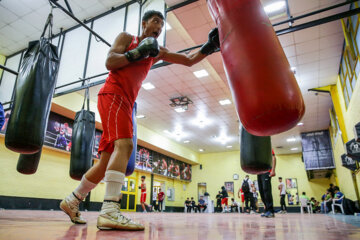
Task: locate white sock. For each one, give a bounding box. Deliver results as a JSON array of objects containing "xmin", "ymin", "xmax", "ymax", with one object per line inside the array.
[
  {"xmin": 73, "ymin": 175, "xmax": 97, "ymax": 200},
  {"xmin": 104, "ymin": 170, "xmax": 125, "ymax": 202}
]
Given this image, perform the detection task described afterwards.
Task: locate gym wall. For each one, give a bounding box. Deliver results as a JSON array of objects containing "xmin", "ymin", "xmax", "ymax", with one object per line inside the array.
[{"xmin": 188, "ymin": 151, "xmax": 332, "ymax": 208}]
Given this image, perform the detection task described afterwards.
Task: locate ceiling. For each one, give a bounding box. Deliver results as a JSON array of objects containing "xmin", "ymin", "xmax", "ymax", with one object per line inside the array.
[{"xmin": 0, "ymin": 0, "xmax": 347, "ymax": 155}]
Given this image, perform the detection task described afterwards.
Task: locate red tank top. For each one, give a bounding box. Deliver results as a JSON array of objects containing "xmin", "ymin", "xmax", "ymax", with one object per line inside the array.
[
  {"xmin": 99, "ymin": 36, "xmax": 154, "ymax": 109},
  {"xmin": 141, "ymin": 183, "xmax": 146, "ymax": 193}
]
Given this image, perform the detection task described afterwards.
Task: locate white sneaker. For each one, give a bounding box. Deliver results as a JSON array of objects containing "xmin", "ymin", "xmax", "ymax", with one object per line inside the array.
[
  {"xmin": 60, "ymin": 194, "xmax": 86, "ymax": 224},
  {"xmin": 97, "ymin": 201, "xmax": 144, "ymax": 231},
  {"xmin": 250, "ymin": 210, "xmax": 255, "ymax": 214}
]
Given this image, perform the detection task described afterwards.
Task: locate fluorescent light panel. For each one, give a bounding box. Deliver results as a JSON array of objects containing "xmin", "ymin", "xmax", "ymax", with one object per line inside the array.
[
  {"xmin": 264, "ymin": 1, "xmax": 286, "ymax": 13},
  {"xmin": 291, "ymin": 147, "xmax": 298, "ymax": 151},
  {"xmin": 286, "ymin": 138, "xmax": 296, "ymax": 142},
  {"xmin": 226, "ymin": 145, "xmax": 232, "ymax": 148},
  {"xmin": 297, "ymin": 122, "xmax": 304, "ymax": 126},
  {"xmin": 166, "ymin": 22, "xmax": 172, "ymax": 30},
  {"xmin": 193, "ymin": 69, "xmax": 209, "ymax": 78},
  {"xmin": 219, "ymin": 99, "xmax": 231, "ymax": 105},
  {"xmin": 136, "ymin": 115, "xmax": 145, "ymax": 119},
  {"xmin": 184, "ymin": 140, "xmax": 190, "ymax": 143},
  {"xmin": 174, "ymin": 107, "xmax": 186, "ymax": 113},
  {"xmin": 142, "ymin": 82, "xmax": 155, "ymax": 90},
  {"xmin": 199, "ymin": 149, "xmax": 204, "ymax": 152}
]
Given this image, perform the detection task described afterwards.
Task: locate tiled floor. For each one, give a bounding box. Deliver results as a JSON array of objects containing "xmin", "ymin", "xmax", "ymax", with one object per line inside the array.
[{"xmin": 1, "ymin": 210, "xmax": 360, "ymax": 239}]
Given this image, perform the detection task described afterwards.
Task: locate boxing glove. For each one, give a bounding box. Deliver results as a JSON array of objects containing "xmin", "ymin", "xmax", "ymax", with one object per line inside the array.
[
  {"xmin": 200, "ymin": 28, "xmax": 220, "ymax": 55},
  {"xmin": 125, "ymin": 37, "xmax": 159, "ymax": 62}
]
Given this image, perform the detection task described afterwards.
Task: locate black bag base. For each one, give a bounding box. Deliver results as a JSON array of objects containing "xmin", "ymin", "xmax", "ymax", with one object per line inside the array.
[
  {"xmin": 17, "ymin": 150, "xmax": 42, "ymax": 175},
  {"xmin": 6, "ymin": 141, "xmax": 41, "ymax": 155},
  {"xmin": 241, "ymin": 164, "xmax": 272, "ymax": 175}
]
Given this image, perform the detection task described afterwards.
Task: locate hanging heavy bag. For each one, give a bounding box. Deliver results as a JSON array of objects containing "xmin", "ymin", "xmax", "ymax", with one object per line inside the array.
[
  {"xmin": 126, "ymin": 102, "xmax": 137, "ymax": 176},
  {"xmin": 5, "ymin": 13, "xmax": 59, "ymax": 154},
  {"xmin": 240, "ymin": 126, "xmax": 272, "ymax": 174},
  {"xmin": 17, "ymin": 149, "xmax": 43, "ymax": 174},
  {"xmin": 207, "ymin": 0, "xmax": 305, "ymax": 136},
  {"xmin": 70, "ymin": 88, "xmax": 95, "ymax": 180}
]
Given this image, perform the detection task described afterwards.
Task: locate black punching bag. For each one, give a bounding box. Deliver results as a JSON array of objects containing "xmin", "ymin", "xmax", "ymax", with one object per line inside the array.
[
  {"xmin": 70, "ymin": 88, "xmax": 95, "ymax": 180},
  {"xmin": 5, "ymin": 13, "xmax": 59, "ymax": 154},
  {"xmin": 240, "ymin": 126, "xmax": 272, "ymax": 174},
  {"xmin": 17, "ymin": 149, "xmax": 42, "ymax": 174}
]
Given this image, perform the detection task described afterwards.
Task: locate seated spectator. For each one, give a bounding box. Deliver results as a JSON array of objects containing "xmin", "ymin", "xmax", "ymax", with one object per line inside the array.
[
  {"xmin": 230, "ymin": 198, "xmax": 239, "ymax": 212},
  {"xmin": 300, "ymin": 192, "xmax": 310, "ymax": 213},
  {"xmin": 198, "ymin": 196, "xmax": 207, "ymax": 213},
  {"xmin": 191, "ymin": 197, "xmax": 197, "ymax": 213},
  {"xmin": 321, "ymin": 189, "xmax": 331, "ymax": 213},
  {"xmin": 216, "ymin": 191, "xmax": 222, "ymax": 213},
  {"xmin": 332, "ymin": 186, "xmax": 344, "ymax": 213},
  {"xmin": 185, "ymin": 197, "xmax": 191, "ymax": 213}
]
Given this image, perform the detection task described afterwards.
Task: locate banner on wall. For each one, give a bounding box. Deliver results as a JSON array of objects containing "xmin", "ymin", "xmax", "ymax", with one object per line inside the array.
[{"xmin": 301, "ymin": 130, "xmax": 335, "ymax": 170}]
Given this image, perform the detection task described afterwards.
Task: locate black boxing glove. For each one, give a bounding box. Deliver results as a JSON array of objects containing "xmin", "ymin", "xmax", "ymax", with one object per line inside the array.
[
  {"xmin": 125, "ymin": 37, "xmax": 160, "ymax": 62},
  {"xmin": 200, "ymin": 28, "xmax": 220, "ymax": 55}
]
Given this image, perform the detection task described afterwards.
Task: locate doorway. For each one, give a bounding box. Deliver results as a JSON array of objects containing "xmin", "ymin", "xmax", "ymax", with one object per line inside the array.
[{"xmin": 198, "ymin": 182, "xmax": 207, "ymax": 201}]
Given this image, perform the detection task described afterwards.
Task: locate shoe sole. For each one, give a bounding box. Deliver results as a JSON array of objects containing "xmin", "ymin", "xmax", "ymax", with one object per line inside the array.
[
  {"xmin": 59, "ymin": 200, "xmax": 86, "ymax": 224},
  {"xmin": 97, "ymin": 226, "xmax": 145, "ymax": 231}
]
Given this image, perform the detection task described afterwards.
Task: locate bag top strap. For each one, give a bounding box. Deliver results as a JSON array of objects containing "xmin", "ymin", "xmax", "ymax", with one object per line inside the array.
[
  {"xmin": 41, "ymin": 12, "xmax": 53, "ymax": 39},
  {"xmin": 81, "ymin": 84, "xmax": 90, "ymax": 111}
]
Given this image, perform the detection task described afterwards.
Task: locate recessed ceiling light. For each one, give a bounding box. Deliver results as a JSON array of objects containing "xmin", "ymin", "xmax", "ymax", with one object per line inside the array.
[
  {"xmin": 291, "ymin": 67, "xmax": 296, "ymax": 74},
  {"xmin": 287, "ymin": 138, "xmax": 296, "ymax": 142},
  {"xmin": 184, "ymin": 140, "xmax": 190, "ymax": 143},
  {"xmin": 163, "ymin": 130, "xmax": 171, "ymax": 134},
  {"xmin": 264, "ymin": 1, "xmax": 286, "ymax": 14},
  {"xmin": 291, "ymin": 147, "xmax": 298, "ymax": 151},
  {"xmin": 174, "ymin": 107, "xmax": 186, "ymax": 113},
  {"xmin": 219, "ymin": 99, "xmax": 231, "ymax": 105},
  {"xmin": 142, "ymin": 82, "xmax": 155, "ymax": 90},
  {"xmin": 166, "ymin": 22, "xmax": 172, "ymax": 30},
  {"xmin": 136, "ymin": 115, "xmax": 145, "ymax": 119},
  {"xmin": 226, "ymin": 145, "xmax": 232, "ymax": 148},
  {"xmin": 199, "ymin": 148, "xmax": 204, "ymax": 152},
  {"xmin": 193, "ymin": 69, "xmax": 209, "ymax": 78},
  {"xmin": 297, "ymin": 122, "xmax": 304, "ymax": 126}
]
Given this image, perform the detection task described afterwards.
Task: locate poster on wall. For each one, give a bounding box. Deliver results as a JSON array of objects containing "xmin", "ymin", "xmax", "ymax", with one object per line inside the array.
[
  {"xmin": 92, "ymin": 130, "xmax": 102, "ymax": 159},
  {"xmin": 301, "ymin": 130, "xmax": 335, "ymax": 170},
  {"xmin": 225, "ymin": 181, "xmax": 234, "ymax": 198},
  {"xmin": 44, "ymin": 112, "xmax": 73, "ymax": 151},
  {"xmin": 180, "ymin": 162, "xmax": 192, "ymax": 181},
  {"xmin": 0, "ymin": 110, "xmax": 11, "ymax": 134},
  {"xmin": 167, "ymin": 158, "xmax": 180, "ymax": 179},
  {"xmin": 286, "ymin": 178, "xmax": 299, "ymax": 205},
  {"xmin": 135, "ymin": 146, "xmax": 152, "ymax": 172}
]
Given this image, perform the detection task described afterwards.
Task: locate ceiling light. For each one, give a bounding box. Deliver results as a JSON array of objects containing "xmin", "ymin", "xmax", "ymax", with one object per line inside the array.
[
  {"xmin": 163, "ymin": 130, "xmax": 171, "ymax": 134},
  {"xmin": 166, "ymin": 22, "xmax": 172, "ymax": 30},
  {"xmin": 136, "ymin": 115, "xmax": 145, "ymax": 119},
  {"xmin": 219, "ymin": 99, "xmax": 231, "ymax": 105},
  {"xmin": 199, "ymin": 148, "xmax": 204, "ymax": 152},
  {"xmin": 174, "ymin": 107, "xmax": 186, "ymax": 113},
  {"xmin": 226, "ymin": 145, "xmax": 232, "ymax": 148},
  {"xmin": 291, "ymin": 147, "xmax": 298, "ymax": 151},
  {"xmin": 193, "ymin": 69, "xmax": 209, "ymax": 78},
  {"xmin": 142, "ymin": 82, "xmax": 155, "ymax": 90},
  {"xmin": 287, "ymin": 138, "xmax": 296, "ymax": 142},
  {"xmin": 264, "ymin": 1, "xmax": 286, "ymax": 14},
  {"xmin": 291, "ymin": 67, "xmax": 296, "ymax": 74},
  {"xmin": 297, "ymin": 122, "xmax": 304, "ymax": 126},
  {"xmin": 184, "ymin": 140, "xmax": 190, "ymax": 143}
]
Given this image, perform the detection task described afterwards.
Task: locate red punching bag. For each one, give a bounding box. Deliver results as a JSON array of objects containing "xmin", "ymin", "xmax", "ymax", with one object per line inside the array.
[{"xmin": 207, "ymin": 0, "xmax": 305, "ymax": 136}]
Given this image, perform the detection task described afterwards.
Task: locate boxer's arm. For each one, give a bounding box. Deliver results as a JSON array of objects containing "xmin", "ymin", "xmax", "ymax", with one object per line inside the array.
[
  {"xmin": 155, "ymin": 47, "xmax": 206, "ymax": 67},
  {"xmin": 105, "ymin": 32, "xmax": 133, "ymax": 70}
]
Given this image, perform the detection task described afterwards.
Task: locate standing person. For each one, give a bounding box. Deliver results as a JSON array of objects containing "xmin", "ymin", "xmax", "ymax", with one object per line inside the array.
[
  {"xmin": 59, "ymin": 10, "xmax": 219, "ymax": 231},
  {"xmin": 152, "ymin": 189, "xmax": 158, "ymax": 212},
  {"xmin": 221, "ymin": 186, "xmax": 229, "ymax": 213},
  {"xmin": 140, "ymin": 176, "xmax": 151, "ymax": 213},
  {"xmin": 278, "ymin": 177, "xmax": 287, "ymax": 213},
  {"xmin": 237, "ymin": 188, "xmax": 245, "ymax": 213},
  {"xmin": 295, "ymin": 193, "xmax": 299, "ymax": 205},
  {"xmin": 216, "ymin": 191, "xmax": 222, "ymax": 213},
  {"xmin": 185, "ymin": 198, "xmax": 192, "ymax": 213},
  {"xmin": 242, "ymin": 175, "xmax": 256, "ymax": 214},
  {"xmin": 257, "ymin": 149, "xmax": 277, "ymax": 218},
  {"xmin": 252, "ymin": 186, "xmax": 260, "ymax": 213},
  {"xmin": 157, "ymin": 188, "xmax": 165, "ymax": 212}
]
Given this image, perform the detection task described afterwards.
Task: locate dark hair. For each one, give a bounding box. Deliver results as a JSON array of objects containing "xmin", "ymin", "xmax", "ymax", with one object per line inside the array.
[
  {"xmin": 279, "ymin": 177, "xmax": 282, "ymax": 180},
  {"xmin": 142, "ymin": 10, "xmax": 164, "ymax": 22},
  {"xmin": 141, "ymin": 176, "xmax": 145, "ymax": 179},
  {"xmin": 302, "ymin": 192, "xmax": 306, "ymax": 195},
  {"xmin": 333, "ymin": 186, "xmax": 340, "ymax": 191},
  {"xmin": 231, "ymin": 198, "xmax": 234, "ymax": 201},
  {"xmin": 330, "ymin": 183, "xmax": 334, "ymax": 187},
  {"xmin": 221, "ymin": 186, "xmax": 225, "ymax": 190}
]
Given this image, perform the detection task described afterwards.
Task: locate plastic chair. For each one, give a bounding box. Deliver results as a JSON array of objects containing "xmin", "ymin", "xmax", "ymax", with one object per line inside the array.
[
  {"xmin": 332, "ymin": 195, "xmax": 345, "ymax": 214},
  {"xmin": 322, "ymin": 198, "xmax": 332, "ymax": 213},
  {"xmin": 300, "ymin": 198, "xmax": 312, "ymax": 214}
]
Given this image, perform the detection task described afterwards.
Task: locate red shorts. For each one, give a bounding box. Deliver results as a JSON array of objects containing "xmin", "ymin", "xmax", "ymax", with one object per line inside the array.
[
  {"xmin": 221, "ymin": 197, "xmax": 228, "ymax": 205},
  {"xmin": 140, "ymin": 192, "xmax": 146, "ymax": 203},
  {"xmin": 241, "ymin": 195, "xmax": 245, "ymax": 203},
  {"xmin": 98, "ymin": 94, "xmax": 133, "ymax": 154}
]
